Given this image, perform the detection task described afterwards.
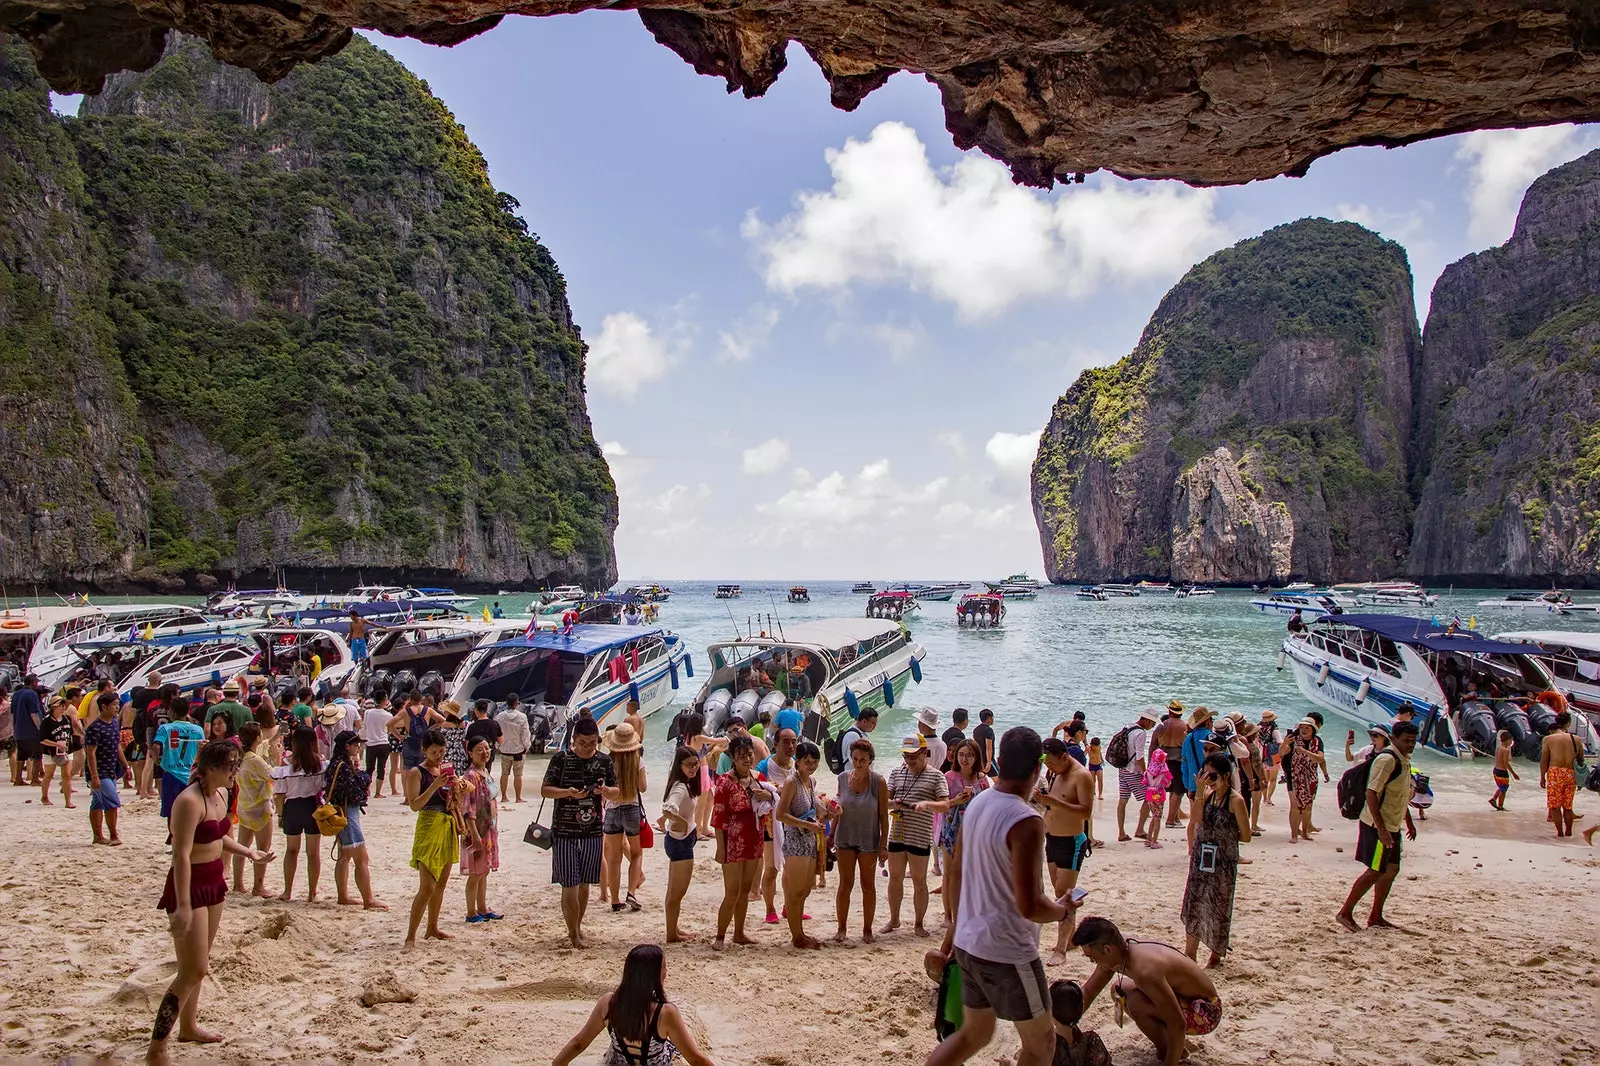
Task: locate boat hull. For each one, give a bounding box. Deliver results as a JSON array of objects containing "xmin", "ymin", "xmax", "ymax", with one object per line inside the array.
[{"xmin": 1281, "ymin": 639, "xmax": 1466, "ymax": 757}]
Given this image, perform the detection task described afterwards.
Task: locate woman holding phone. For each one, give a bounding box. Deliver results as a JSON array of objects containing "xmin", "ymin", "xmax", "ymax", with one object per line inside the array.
[
  {"xmin": 1181, "ymin": 752, "xmax": 1252, "ymax": 968},
  {"xmin": 404, "ymin": 728, "xmax": 460, "ymax": 947}
]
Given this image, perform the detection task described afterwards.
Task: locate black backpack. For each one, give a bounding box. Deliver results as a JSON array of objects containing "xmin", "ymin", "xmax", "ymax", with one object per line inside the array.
[
  {"xmin": 1105, "ymin": 726, "xmax": 1135, "ymax": 769},
  {"xmin": 826, "ymin": 725, "xmax": 863, "ymax": 775},
  {"xmin": 1338, "ymin": 749, "xmax": 1402, "ymax": 820}
]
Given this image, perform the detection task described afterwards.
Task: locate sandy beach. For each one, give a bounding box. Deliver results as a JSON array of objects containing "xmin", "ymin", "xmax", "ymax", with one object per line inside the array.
[{"xmin": 0, "ymin": 766, "xmax": 1596, "ymax": 1066}]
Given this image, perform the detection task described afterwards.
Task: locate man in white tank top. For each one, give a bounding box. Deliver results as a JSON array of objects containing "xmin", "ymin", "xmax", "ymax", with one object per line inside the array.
[{"xmin": 928, "ymin": 727, "xmax": 1078, "ymax": 1066}]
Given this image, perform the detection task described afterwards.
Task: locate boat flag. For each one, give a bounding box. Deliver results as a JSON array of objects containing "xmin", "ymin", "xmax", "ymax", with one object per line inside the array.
[
  {"xmin": 141, "ymin": 622, "xmax": 155, "ymax": 641},
  {"xmin": 523, "ymin": 615, "xmax": 539, "ymax": 639},
  {"xmin": 482, "ymin": 606, "xmax": 491, "ymax": 623},
  {"xmin": 405, "ymin": 603, "xmax": 415, "ymax": 623}
]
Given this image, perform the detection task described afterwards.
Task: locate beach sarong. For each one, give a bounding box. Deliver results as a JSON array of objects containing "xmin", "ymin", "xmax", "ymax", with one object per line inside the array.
[
  {"xmin": 1546, "ymin": 766, "xmax": 1576, "ymax": 811},
  {"xmin": 411, "ymin": 809, "xmax": 460, "ymax": 879}
]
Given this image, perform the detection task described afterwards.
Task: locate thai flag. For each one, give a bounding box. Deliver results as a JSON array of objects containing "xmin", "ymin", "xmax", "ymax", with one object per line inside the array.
[
  {"xmin": 405, "ymin": 604, "xmax": 415, "ymax": 623},
  {"xmin": 524, "ymin": 616, "xmax": 539, "ymax": 639}
]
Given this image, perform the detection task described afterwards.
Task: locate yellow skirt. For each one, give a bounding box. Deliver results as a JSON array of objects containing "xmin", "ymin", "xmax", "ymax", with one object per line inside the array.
[{"xmin": 411, "ymin": 810, "xmax": 460, "ymax": 879}]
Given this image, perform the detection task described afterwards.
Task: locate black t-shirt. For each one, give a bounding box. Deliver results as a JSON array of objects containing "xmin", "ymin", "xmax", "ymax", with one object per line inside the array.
[
  {"xmin": 940, "ymin": 726, "xmax": 966, "ymax": 771},
  {"xmin": 542, "ymin": 750, "xmax": 616, "ymax": 838},
  {"xmin": 42, "ymin": 713, "xmax": 73, "ymax": 755},
  {"xmin": 971, "ymin": 723, "xmax": 996, "ymax": 771},
  {"xmin": 465, "ymin": 717, "xmax": 502, "ymax": 751}
]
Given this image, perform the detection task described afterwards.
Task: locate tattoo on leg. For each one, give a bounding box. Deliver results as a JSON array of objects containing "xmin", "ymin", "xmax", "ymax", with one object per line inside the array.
[{"xmin": 152, "ymin": 992, "xmax": 180, "ymax": 1040}]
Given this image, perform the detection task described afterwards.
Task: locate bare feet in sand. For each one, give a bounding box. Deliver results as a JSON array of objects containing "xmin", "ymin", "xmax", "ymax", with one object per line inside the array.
[
  {"xmin": 832, "ymin": 929, "xmax": 848, "ymax": 944},
  {"xmin": 177, "ymin": 1025, "xmax": 223, "ymax": 1044},
  {"xmin": 913, "ymin": 925, "xmax": 932, "ymax": 938},
  {"xmin": 711, "ymin": 938, "xmax": 726, "ymax": 952},
  {"xmin": 1047, "ymin": 948, "xmax": 1067, "ymax": 966},
  {"xmin": 1367, "ymin": 916, "xmax": 1398, "ymax": 930},
  {"xmin": 424, "ymin": 929, "xmax": 454, "ymax": 941},
  {"xmin": 1336, "ymin": 912, "xmax": 1360, "ymax": 932},
  {"xmin": 1206, "ymin": 952, "xmax": 1223, "ymax": 968},
  {"xmin": 276, "ymin": 891, "xmax": 293, "ymax": 902},
  {"xmin": 732, "ymin": 933, "xmax": 759, "ymax": 946},
  {"xmin": 338, "ymin": 897, "xmax": 361, "ymax": 906},
  {"xmin": 879, "ymin": 920, "xmax": 900, "ymax": 934},
  {"xmin": 364, "ymin": 900, "xmax": 391, "ymax": 911},
  {"xmin": 666, "ymin": 932, "xmax": 696, "ymax": 943},
  {"xmin": 792, "ymin": 935, "xmax": 823, "ymax": 950}
]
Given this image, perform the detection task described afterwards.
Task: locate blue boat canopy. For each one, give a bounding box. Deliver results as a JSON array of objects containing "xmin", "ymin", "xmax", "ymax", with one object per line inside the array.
[
  {"xmin": 480, "ymin": 624, "xmax": 664, "ymax": 657},
  {"xmin": 290, "ymin": 600, "xmax": 458, "ymax": 623},
  {"xmin": 1316, "ymin": 614, "xmax": 1544, "ymax": 656},
  {"xmin": 70, "ymin": 631, "xmax": 255, "ymax": 652}
]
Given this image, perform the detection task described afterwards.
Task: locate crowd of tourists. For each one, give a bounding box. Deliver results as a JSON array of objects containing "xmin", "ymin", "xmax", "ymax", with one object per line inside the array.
[{"xmin": 2, "ymin": 667, "xmax": 1593, "ymax": 1066}]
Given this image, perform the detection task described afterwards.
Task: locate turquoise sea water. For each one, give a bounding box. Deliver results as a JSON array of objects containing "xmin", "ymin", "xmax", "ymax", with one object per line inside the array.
[{"xmin": 36, "ymin": 582, "xmax": 1599, "ymax": 796}]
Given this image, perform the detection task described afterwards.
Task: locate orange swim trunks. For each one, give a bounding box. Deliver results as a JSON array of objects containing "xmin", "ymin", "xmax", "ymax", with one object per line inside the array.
[
  {"xmin": 1183, "ymin": 996, "xmax": 1223, "ymax": 1036},
  {"xmin": 1546, "ymin": 766, "xmax": 1576, "ymax": 811}
]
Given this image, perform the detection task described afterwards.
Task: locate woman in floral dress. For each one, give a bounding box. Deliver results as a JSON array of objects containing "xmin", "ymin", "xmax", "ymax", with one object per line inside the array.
[{"xmin": 460, "ymin": 735, "xmax": 500, "ymax": 922}]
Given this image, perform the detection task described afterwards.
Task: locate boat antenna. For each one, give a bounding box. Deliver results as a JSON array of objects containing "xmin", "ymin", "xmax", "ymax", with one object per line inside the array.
[
  {"xmin": 725, "ymin": 602, "xmax": 741, "ymax": 641},
  {"xmin": 767, "ymin": 593, "xmax": 786, "ymax": 641}
]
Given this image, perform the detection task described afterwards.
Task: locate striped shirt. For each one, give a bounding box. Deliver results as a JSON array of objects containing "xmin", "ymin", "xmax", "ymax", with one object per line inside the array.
[{"xmin": 887, "ymin": 764, "xmax": 948, "ymax": 849}]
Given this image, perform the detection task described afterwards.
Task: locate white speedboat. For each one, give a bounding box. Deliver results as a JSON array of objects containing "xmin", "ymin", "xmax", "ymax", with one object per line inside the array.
[
  {"xmin": 885, "ymin": 582, "xmax": 967, "ymax": 602},
  {"xmin": 1174, "ymin": 585, "xmax": 1216, "ymax": 598},
  {"xmin": 1476, "ymin": 590, "xmax": 1598, "ymax": 614},
  {"xmin": 957, "ymin": 592, "xmax": 1006, "ymax": 629},
  {"xmin": 1283, "ymin": 581, "xmax": 1316, "ymax": 591},
  {"xmin": 70, "ymin": 632, "xmax": 259, "ymax": 697},
  {"xmin": 1096, "ymin": 583, "xmax": 1141, "ymax": 597},
  {"xmin": 331, "ymin": 585, "xmax": 477, "ymax": 609},
  {"xmin": 714, "ymin": 584, "xmax": 742, "ymax": 599},
  {"xmin": 350, "ymin": 618, "xmax": 532, "ymax": 696},
  {"xmin": 624, "ymin": 584, "xmax": 672, "ymax": 602},
  {"xmin": 1137, "ymin": 580, "xmax": 1173, "ymax": 591},
  {"xmin": 450, "ymin": 624, "xmax": 691, "ymax": 748},
  {"xmin": 1075, "ymin": 586, "xmax": 1107, "ymax": 601},
  {"xmin": 1337, "ymin": 581, "xmax": 1438, "ymax": 608},
  {"xmin": 1495, "ymin": 631, "xmax": 1600, "ymax": 718},
  {"xmin": 999, "ymin": 572, "xmax": 1043, "ymax": 590},
  {"xmin": 850, "ymin": 581, "xmax": 877, "ymax": 594},
  {"xmin": 3, "ymin": 603, "xmax": 258, "ymax": 690},
  {"xmin": 867, "ymin": 591, "xmax": 918, "ymax": 622},
  {"xmin": 681, "ymin": 618, "xmax": 925, "ymax": 741},
  {"xmin": 1278, "ymin": 613, "xmax": 1557, "ymax": 758},
  {"xmin": 788, "ymin": 587, "xmax": 810, "ymax": 604},
  {"xmin": 1249, "ymin": 590, "xmax": 1357, "ymax": 617}
]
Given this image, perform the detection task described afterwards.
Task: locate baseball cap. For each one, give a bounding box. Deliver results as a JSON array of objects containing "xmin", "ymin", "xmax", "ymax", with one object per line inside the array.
[{"xmin": 900, "ymin": 734, "xmax": 927, "ymax": 755}]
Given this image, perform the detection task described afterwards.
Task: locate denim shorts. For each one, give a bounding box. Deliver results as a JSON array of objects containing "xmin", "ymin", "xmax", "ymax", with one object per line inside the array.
[
  {"xmin": 663, "ymin": 829, "xmax": 697, "ymax": 862},
  {"xmin": 602, "ymin": 802, "xmax": 643, "ymax": 836},
  {"xmin": 337, "ymin": 805, "xmax": 366, "ymax": 848},
  {"xmin": 89, "ymin": 777, "xmax": 121, "ymax": 811}
]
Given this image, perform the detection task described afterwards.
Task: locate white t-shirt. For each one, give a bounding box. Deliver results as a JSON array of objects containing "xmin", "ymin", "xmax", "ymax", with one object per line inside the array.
[
  {"xmin": 923, "ymin": 733, "xmax": 948, "ymax": 775},
  {"xmin": 662, "ymin": 780, "xmax": 696, "ymax": 840},
  {"xmin": 1124, "ymin": 726, "xmax": 1150, "ymax": 770},
  {"xmin": 359, "ymin": 706, "xmax": 393, "ymax": 746}
]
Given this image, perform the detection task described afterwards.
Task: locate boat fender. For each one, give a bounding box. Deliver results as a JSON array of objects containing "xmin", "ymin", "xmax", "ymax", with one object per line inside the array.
[
  {"xmin": 1315, "ymin": 662, "xmax": 1331, "ymax": 687},
  {"xmin": 910, "ymin": 657, "xmax": 922, "ymax": 684},
  {"xmin": 683, "ymin": 653, "xmax": 693, "ymax": 679},
  {"xmin": 1354, "ymin": 678, "xmax": 1371, "ymax": 705},
  {"xmin": 668, "ymin": 660, "xmax": 679, "ymax": 690},
  {"xmin": 1275, "ymin": 650, "xmax": 1286, "ymax": 671},
  {"xmin": 844, "ymin": 688, "xmax": 861, "ymax": 719},
  {"xmin": 882, "ymin": 678, "xmax": 895, "ymax": 707}
]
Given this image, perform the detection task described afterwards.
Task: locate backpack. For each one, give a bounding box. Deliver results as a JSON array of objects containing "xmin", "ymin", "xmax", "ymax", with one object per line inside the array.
[
  {"xmin": 1585, "ymin": 761, "xmax": 1600, "ymax": 794},
  {"xmin": 826, "ymin": 725, "xmax": 864, "ymax": 775},
  {"xmin": 1337, "ymin": 749, "xmax": 1402, "ymax": 820},
  {"xmin": 1105, "ymin": 726, "xmax": 1135, "ymax": 770}
]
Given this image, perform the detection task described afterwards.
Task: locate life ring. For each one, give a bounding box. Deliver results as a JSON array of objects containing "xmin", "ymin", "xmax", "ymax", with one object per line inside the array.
[{"xmin": 0, "ymin": 619, "xmax": 27, "ymax": 630}]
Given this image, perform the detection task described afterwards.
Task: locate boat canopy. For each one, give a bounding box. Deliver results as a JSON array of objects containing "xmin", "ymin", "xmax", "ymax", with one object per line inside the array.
[
  {"xmin": 479, "ymin": 624, "xmax": 669, "ymax": 657},
  {"xmin": 69, "ymin": 631, "xmax": 253, "ymax": 652},
  {"xmin": 1315, "ymin": 614, "xmax": 1545, "ymax": 656},
  {"xmin": 288, "ymin": 601, "xmax": 459, "ymax": 624},
  {"xmin": 1494, "ymin": 631, "xmax": 1600, "ymax": 653}
]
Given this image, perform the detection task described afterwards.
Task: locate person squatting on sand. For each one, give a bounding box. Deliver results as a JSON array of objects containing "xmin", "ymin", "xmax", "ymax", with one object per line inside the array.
[
  {"xmin": 147, "ymin": 740, "xmax": 273, "ymax": 1066},
  {"xmin": 1073, "ymin": 916, "xmax": 1222, "ymax": 1066}
]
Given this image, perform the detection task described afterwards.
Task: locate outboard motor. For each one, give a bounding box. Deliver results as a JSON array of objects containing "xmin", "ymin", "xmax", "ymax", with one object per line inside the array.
[
  {"xmin": 417, "ymin": 670, "xmax": 446, "ymax": 703},
  {"xmin": 0, "ymin": 663, "xmax": 19, "ymax": 690},
  {"xmin": 390, "ymin": 669, "xmax": 418, "ymax": 699},
  {"xmin": 526, "ymin": 702, "xmax": 560, "ymax": 755},
  {"xmin": 728, "ymin": 689, "xmax": 761, "ymax": 731},
  {"xmin": 364, "ymin": 669, "xmax": 393, "ymax": 700},
  {"xmin": 1493, "ymin": 701, "xmax": 1540, "ymax": 760},
  {"xmin": 1527, "ymin": 700, "xmax": 1558, "ymax": 737},
  {"xmin": 757, "ymin": 690, "xmax": 788, "ymax": 722},
  {"xmin": 272, "ymin": 676, "xmax": 298, "ymax": 707},
  {"xmin": 701, "ymin": 688, "xmax": 734, "ymax": 735},
  {"xmin": 1456, "ymin": 699, "xmax": 1498, "ymax": 753}
]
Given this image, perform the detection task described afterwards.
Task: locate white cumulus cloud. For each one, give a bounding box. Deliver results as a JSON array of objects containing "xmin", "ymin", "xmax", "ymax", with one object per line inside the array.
[
  {"xmin": 741, "ymin": 438, "xmax": 791, "ymax": 476},
  {"xmin": 717, "ymin": 305, "xmax": 781, "ymax": 363},
  {"xmin": 984, "ymin": 430, "xmax": 1042, "ymax": 474},
  {"xmin": 743, "ymin": 121, "xmax": 1231, "ymax": 319},
  {"xmin": 1456, "ymin": 124, "xmax": 1600, "ymax": 244},
  {"xmin": 588, "ymin": 311, "xmax": 671, "ymax": 399},
  {"xmin": 600, "ymin": 441, "xmax": 628, "ymax": 458}
]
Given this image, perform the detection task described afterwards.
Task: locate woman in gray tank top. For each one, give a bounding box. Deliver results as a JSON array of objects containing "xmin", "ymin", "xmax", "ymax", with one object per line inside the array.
[{"xmin": 831, "ymin": 736, "xmax": 889, "ymax": 944}]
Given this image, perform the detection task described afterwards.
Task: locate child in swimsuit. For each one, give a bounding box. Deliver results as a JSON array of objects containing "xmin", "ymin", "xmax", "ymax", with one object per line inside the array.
[
  {"xmin": 1490, "ymin": 730, "xmax": 1518, "ymax": 810},
  {"xmin": 1087, "ymin": 738, "xmax": 1104, "ymax": 798}
]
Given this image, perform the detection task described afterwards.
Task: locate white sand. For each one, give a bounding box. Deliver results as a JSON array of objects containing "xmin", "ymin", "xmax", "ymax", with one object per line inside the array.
[{"xmin": 0, "ymin": 768, "xmax": 1596, "ymax": 1064}]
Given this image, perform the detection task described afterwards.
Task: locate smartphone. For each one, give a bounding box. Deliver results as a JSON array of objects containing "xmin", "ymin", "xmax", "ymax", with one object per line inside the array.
[
  {"xmin": 1069, "ymin": 887, "xmax": 1088, "ymax": 903},
  {"xmin": 1197, "ymin": 842, "xmax": 1218, "ymax": 873}
]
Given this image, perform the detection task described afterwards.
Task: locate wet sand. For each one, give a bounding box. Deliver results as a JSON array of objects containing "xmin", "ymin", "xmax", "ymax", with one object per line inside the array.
[{"xmin": 0, "ymin": 772, "xmax": 1595, "ymax": 1064}]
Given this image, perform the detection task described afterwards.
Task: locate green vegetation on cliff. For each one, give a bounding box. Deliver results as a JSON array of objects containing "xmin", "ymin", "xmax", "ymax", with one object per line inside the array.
[{"xmin": 2, "ymin": 36, "xmax": 617, "ymax": 586}]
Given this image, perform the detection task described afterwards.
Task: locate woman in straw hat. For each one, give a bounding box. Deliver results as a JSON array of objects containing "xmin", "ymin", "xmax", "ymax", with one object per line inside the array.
[
  {"xmin": 602, "ymin": 722, "xmax": 649, "ymax": 913},
  {"xmin": 1281, "ymin": 717, "xmax": 1325, "ymax": 842}
]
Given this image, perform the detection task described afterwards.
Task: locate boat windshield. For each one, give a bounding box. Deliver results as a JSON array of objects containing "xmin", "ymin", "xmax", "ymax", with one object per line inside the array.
[
  {"xmin": 468, "ymin": 645, "xmax": 590, "ymax": 704},
  {"xmin": 1416, "ymin": 648, "xmax": 1549, "ymax": 697}
]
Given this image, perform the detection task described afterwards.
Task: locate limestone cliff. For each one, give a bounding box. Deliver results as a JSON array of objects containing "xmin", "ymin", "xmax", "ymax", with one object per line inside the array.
[
  {"xmin": 1031, "ymin": 219, "xmax": 1417, "ymax": 585},
  {"xmin": 0, "ymin": 36, "xmax": 617, "ymax": 591},
  {"xmin": 1408, "ymin": 150, "xmax": 1600, "ymax": 582}
]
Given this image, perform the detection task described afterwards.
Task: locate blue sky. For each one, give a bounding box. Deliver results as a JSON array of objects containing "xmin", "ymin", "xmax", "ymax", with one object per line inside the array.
[{"xmin": 57, "ymin": 14, "xmax": 1600, "ymax": 581}]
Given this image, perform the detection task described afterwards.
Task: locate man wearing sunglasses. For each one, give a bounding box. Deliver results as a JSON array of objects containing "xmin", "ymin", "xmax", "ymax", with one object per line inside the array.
[{"xmin": 1337, "ymin": 719, "xmax": 1418, "ymax": 932}]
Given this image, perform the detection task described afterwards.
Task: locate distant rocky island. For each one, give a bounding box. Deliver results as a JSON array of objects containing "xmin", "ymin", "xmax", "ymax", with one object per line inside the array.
[
  {"xmin": 0, "ymin": 36, "xmax": 617, "ymax": 593},
  {"xmin": 1032, "ymin": 151, "xmax": 1600, "ymax": 587}
]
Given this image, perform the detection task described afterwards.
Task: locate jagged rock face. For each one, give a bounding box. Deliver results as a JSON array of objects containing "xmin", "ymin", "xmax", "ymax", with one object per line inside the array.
[
  {"xmin": 1408, "ymin": 149, "xmax": 1600, "ymax": 582},
  {"xmin": 1031, "ymin": 219, "xmax": 1417, "ymax": 584},
  {"xmin": 5, "ymin": 2, "xmax": 1600, "ymax": 187},
  {"xmin": 0, "ymin": 36, "xmax": 618, "ymax": 591}
]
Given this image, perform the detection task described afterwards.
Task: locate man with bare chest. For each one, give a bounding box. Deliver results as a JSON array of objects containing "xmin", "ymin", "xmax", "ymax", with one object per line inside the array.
[
  {"xmin": 1038, "ymin": 738, "xmax": 1095, "ymax": 964},
  {"xmin": 1074, "ymin": 917, "xmax": 1222, "ymax": 1066}
]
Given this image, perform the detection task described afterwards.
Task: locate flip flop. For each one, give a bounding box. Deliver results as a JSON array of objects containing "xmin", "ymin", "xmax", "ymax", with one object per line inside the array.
[{"xmin": 626, "ymin": 893, "xmax": 641, "ymax": 912}]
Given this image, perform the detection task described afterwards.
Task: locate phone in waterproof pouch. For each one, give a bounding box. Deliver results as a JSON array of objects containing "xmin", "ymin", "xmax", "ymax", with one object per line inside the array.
[{"xmin": 1197, "ymin": 843, "xmax": 1218, "ymax": 873}]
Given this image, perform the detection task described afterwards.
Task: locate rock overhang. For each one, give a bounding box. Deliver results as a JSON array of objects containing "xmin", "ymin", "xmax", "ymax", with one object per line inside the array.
[{"xmin": 4, "ymin": 0, "xmax": 1600, "ymax": 188}]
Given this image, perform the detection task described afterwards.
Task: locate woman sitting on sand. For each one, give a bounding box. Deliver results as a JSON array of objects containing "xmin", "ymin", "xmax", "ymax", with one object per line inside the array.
[
  {"xmin": 147, "ymin": 740, "xmax": 273, "ymax": 1066},
  {"xmin": 405, "ymin": 728, "xmax": 460, "ymax": 947},
  {"xmin": 775, "ymin": 739, "xmax": 829, "ymax": 949},
  {"xmin": 1181, "ymin": 753, "xmax": 1251, "ymax": 967},
  {"xmin": 551, "ymin": 943, "xmax": 714, "ymax": 1066},
  {"xmin": 657, "ymin": 745, "xmax": 703, "ymax": 942}
]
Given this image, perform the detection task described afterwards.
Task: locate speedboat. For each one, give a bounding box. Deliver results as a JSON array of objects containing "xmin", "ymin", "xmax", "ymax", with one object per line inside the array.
[
  {"xmin": 69, "ymin": 632, "xmax": 260, "ymax": 697},
  {"xmin": 624, "ymin": 584, "xmax": 672, "ymax": 603},
  {"xmin": 1249, "ymin": 590, "xmax": 1357, "ymax": 617},
  {"xmin": 1137, "ymin": 581, "xmax": 1173, "ymax": 591},
  {"xmin": 714, "ymin": 584, "xmax": 742, "ymax": 599},
  {"xmin": 3, "ymin": 603, "xmax": 259, "ymax": 690},
  {"xmin": 957, "ymin": 592, "xmax": 1006, "ymax": 629},
  {"xmin": 1095, "ymin": 583, "xmax": 1141, "ymax": 597},
  {"xmin": 850, "ymin": 581, "xmax": 877, "ymax": 594},
  {"xmin": 331, "ymin": 585, "xmax": 477, "ymax": 609},
  {"xmin": 450, "ymin": 624, "xmax": 691, "ymax": 748},
  {"xmin": 1000, "ymin": 572, "xmax": 1043, "ymax": 590},
  {"xmin": 1494, "ymin": 631, "xmax": 1600, "ymax": 718},
  {"xmin": 985, "ymin": 581, "xmax": 1041, "ymax": 599},
  {"xmin": 1174, "ymin": 585, "xmax": 1216, "ymax": 598},
  {"xmin": 1336, "ymin": 581, "xmax": 1439, "ymax": 608},
  {"xmin": 866, "ymin": 591, "xmax": 918, "ymax": 621},
  {"xmin": 788, "ymin": 587, "xmax": 810, "ymax": 604},
  {"xmin": 1283, "ymin": 581, "xmax": 1316, "ymax": 592},
  {"xmin": 248, "ymin": 623, "xmax": 361, "ymax": 700},
  {"xmin": 1475, "ymin": 590, "xmax": 1598, "ymax": 614},
  {"xmin": 1075, "ymin": 586, "xmax": 1107, "ymax": 601},
  {"xmin": 680, "ymin": 618, "xmax": 925, "ymax": 741},
  {"xmin": 350, "ymin": 618, "xmax": 532, "ymax": 697},
  {"xmin": 1277, "ymin": 613, "xmax": 1558, "ymax": 758},
  {"xmin": 885, "ymin": 582, "xmax": 966, "ymax": 602},
  {"xmin": 272, "ymin": 599, "xmax": 464, "ymax": 628}
]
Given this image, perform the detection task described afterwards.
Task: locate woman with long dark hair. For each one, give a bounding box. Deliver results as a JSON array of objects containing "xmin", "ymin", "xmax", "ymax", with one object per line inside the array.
[
  {"xmin": 775, "ymin": 739, "xmax": 827, "ymax": 949},
  {"xmin": 404, "ymin": 728, "xmax": 459, "ymax": 947},
  {"xmin": 711, "ymin": 734, "xmax": 772, "ymax": 951},
  {"xmin": 677, "ymin": 710, "xmax": 727, "ymax": 837},
  {"xmin": 326, "ymin": 729, "xmax": 385, "ymax": 909},
  {"xmin": 551, "ymin": 944, "xmax": 714, "ymax": 1066},
  {"xmin": 147, "ymin": 740, "xmax": 273, "ymax": 1066},
  {"xmin": 270, "ymin": 725, "xmax": 326, "ymax": 901},
  {"xmin": 657, "ymin": 745, "xmax": 703, "ymax": 942},
  {"xmin": 1181, "ymin": 752, "xmax": 1252, "ymax": 968}
]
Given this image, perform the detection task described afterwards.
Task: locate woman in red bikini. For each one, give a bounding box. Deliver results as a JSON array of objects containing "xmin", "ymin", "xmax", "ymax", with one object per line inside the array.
[{"xmin": 147, "ymin": 740, "xmax": 274, "ymax": 1066}]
